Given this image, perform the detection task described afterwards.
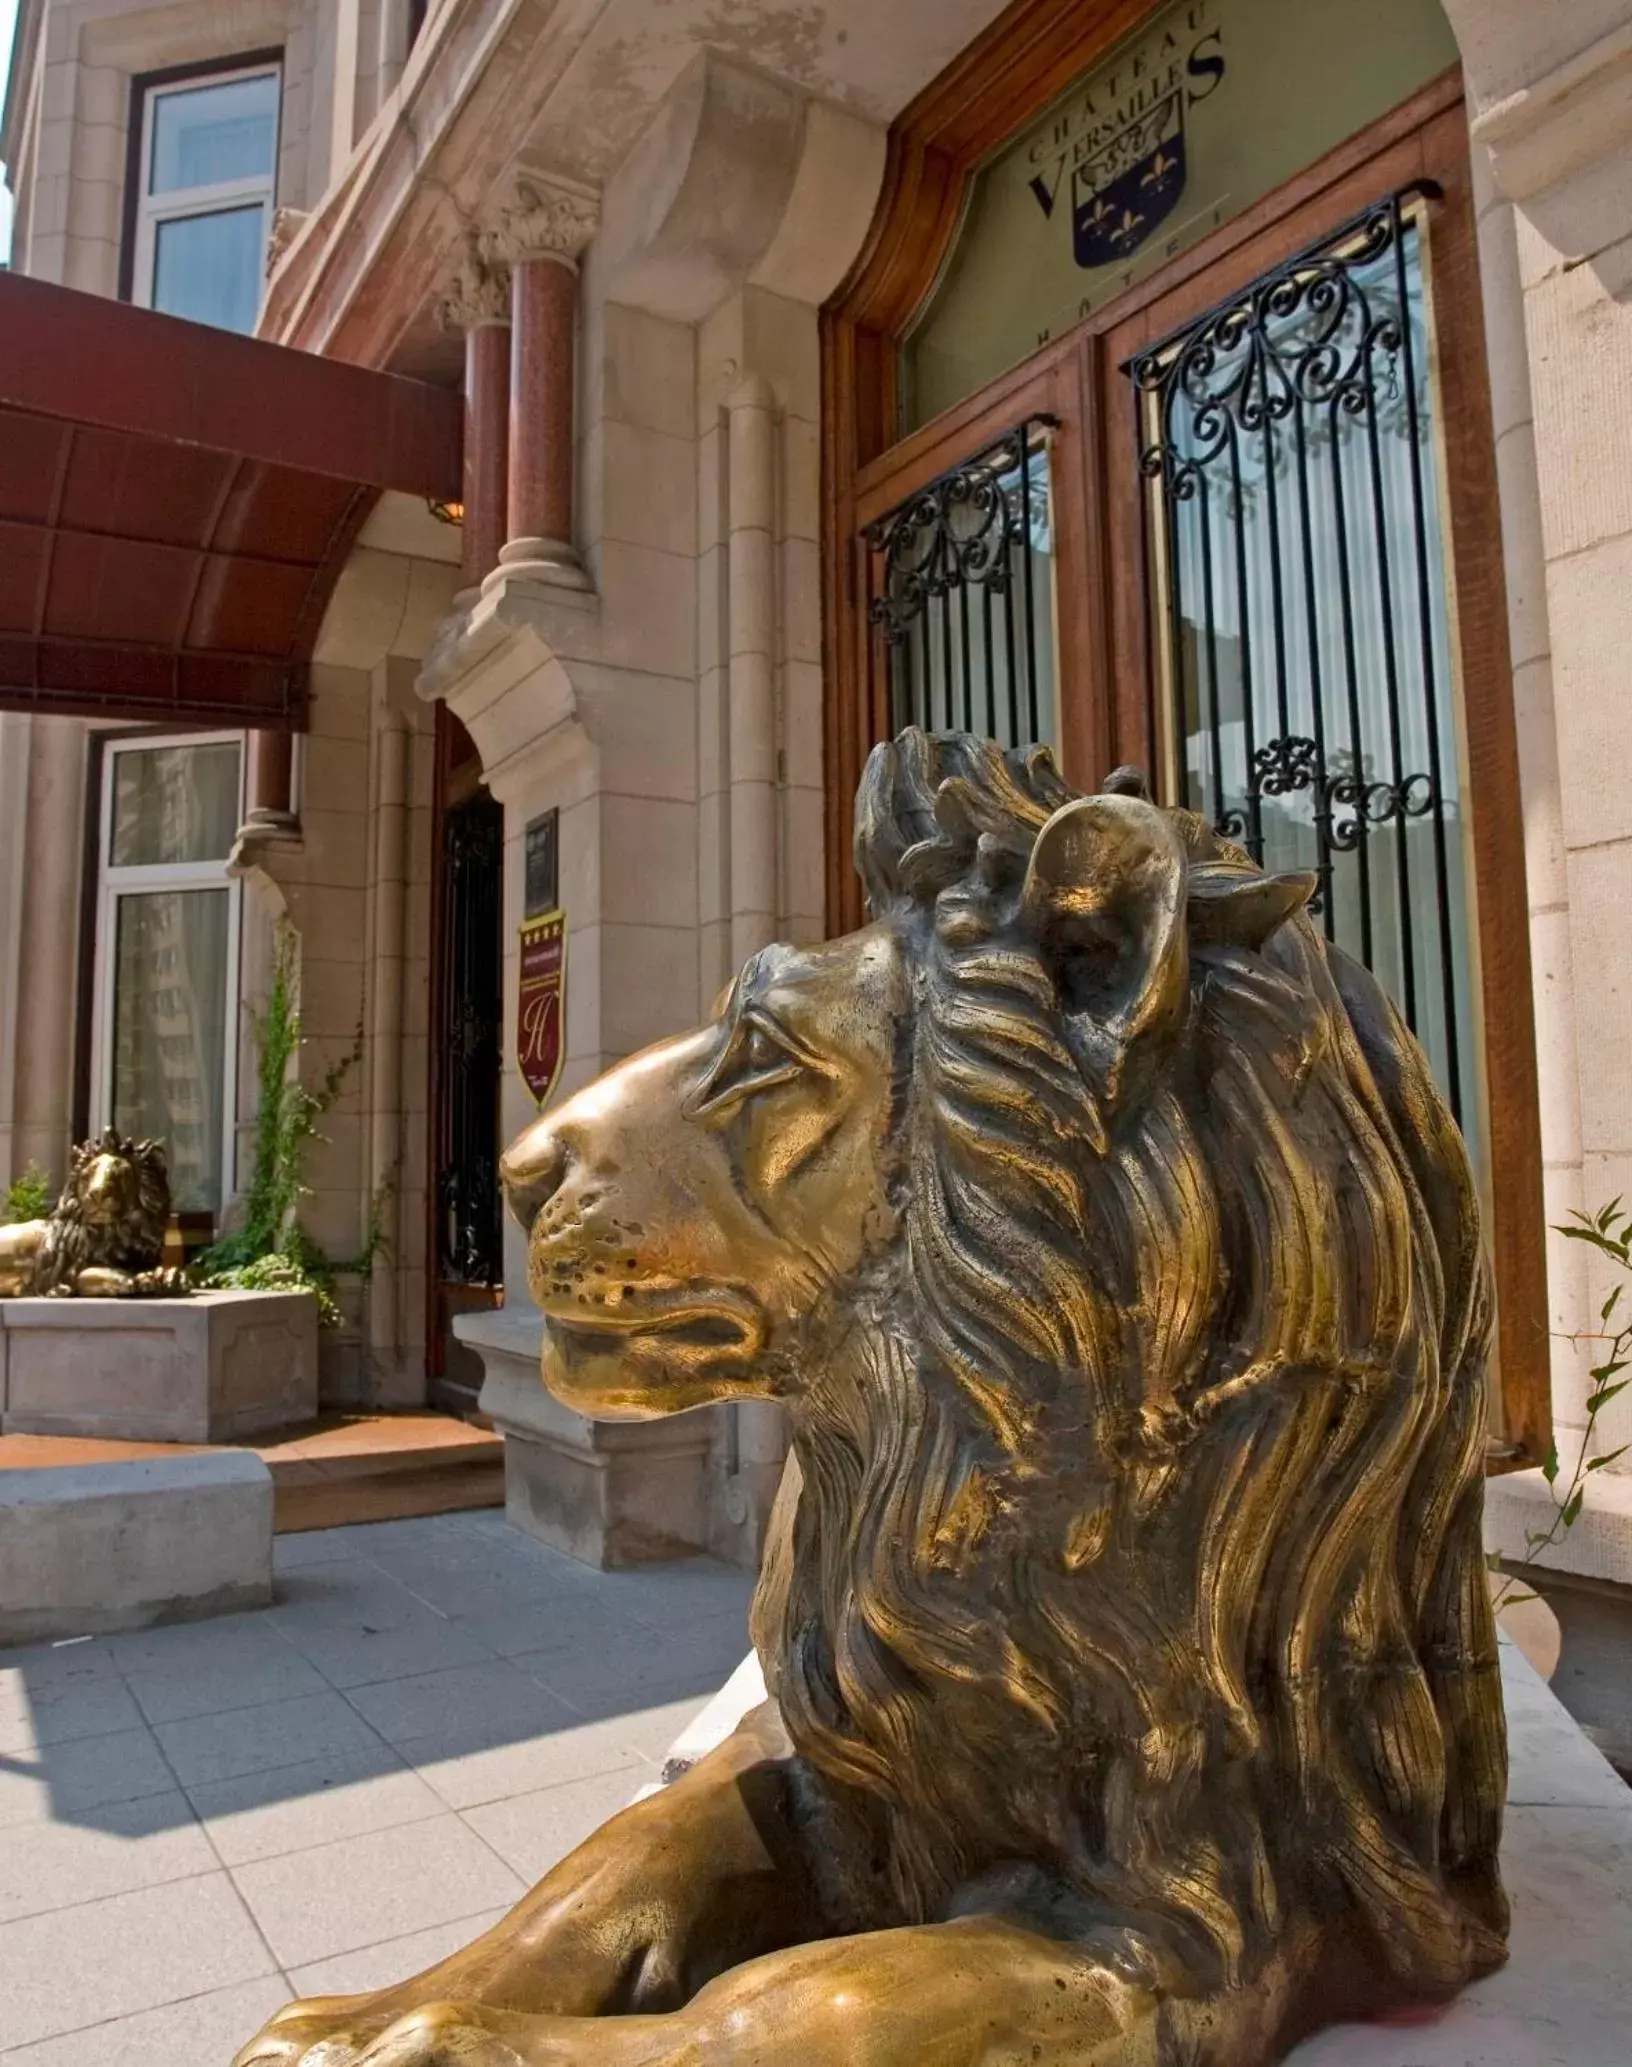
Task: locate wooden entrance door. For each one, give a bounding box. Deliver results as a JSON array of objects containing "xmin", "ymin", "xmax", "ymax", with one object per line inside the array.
[
  {"xmin": 825, "ymin": 70, "xmax": 1548, "ymax": 1460},
  {"xmin": 426, "ymin": 705, "xmax": 503, "ymax": 1415}
]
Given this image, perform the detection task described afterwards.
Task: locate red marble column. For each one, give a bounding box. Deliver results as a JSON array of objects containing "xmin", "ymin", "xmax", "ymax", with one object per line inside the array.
[
  {"xmin": 462, "ymin": 316, "xmax": 511, "ymax": 591},
  {"xmin": 506, "ymin": 255, "xmax": 576, "ymax": 561},
  {"xmin": 245, "ymin": 727, "xmax": 295, "ymax": 826}
]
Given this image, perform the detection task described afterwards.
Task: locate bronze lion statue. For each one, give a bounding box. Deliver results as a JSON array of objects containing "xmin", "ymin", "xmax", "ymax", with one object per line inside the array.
[
  {"xmin": 0, "ymin": 1128, "xmax": 185, "ymax": 1299},
  {"xmin": 241, "ymin": 731, "xmax": 1505, "ymax": 2066}
]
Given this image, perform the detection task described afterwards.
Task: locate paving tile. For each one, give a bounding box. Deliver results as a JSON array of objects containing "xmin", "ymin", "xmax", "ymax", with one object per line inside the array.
[
  {"xmin": 607, "ymin": 1693, "xmax": 716, "ymax": 1763},
  {"xmin": 518, "ymin": 1615, "xmax": 746, "ymax": 1710},
  {"xmin": 460, "ymin": 1766, "xmax": 649, "ymax": 1882},
  {"xmin": 274, "ymin": 1533, "xmax": 367, "ymax": 1570},
  {"xmin": 285, "ymin": 1905, "xmax": 513, "ymax": 1998},
  {"xmin": 0, "ymin": 1727, "xmax": 175, "ymax": 1829},
  {"xmin": 343, "ymin": 1661, "xmax": 579, "ymax": 1748},
  {"xmin": 0, "ymin": 1976, "xmax": 292, "ymax": 2067},
  {"xmin": 0, "ymin": 1675, "xmax": 144, "ymax": 1755},
  {"xmin": 278, "ymin": 1610, "xmax": 496, "ymax": 1690},
  {"xmin": 106, "ymin": 1616, "xmax": 293, "ymax": 1675},
  {"xmin": 0, "ymin": 1872, "xmax": 275, "ymax": 2051},
  {"xmin": 187, "ymin": 1745, "xmax": 447, "ymax": 1865},
  {"xmin": 155, "ymin": 1690, "xmax": 387, "ymax": 1788},
  {"xmin": 444, "ymin": 1591, "xmax": 648, "ymax": 1659},
  {"xmin": 0, "ymin": 1639, "xmax": 122, "ymax": 1688},
  {"xmin": 265, "ymin": 1566, "xmax": 448, "ymax": 1633},
  {"xmin": 397, "ymin": 1714, "xmax": 651, "ymax": 1812},
  {"xmin": 229, "ymin": 1813, "xmax": 526, "ymax": 1967},
  {"xmin": 0, "ymin": 1791, "xmax": 214, "ymax": 1925},
  {"xmin": 124, "ymin": 1642, "xmax": 328, "ymax": 1725}
]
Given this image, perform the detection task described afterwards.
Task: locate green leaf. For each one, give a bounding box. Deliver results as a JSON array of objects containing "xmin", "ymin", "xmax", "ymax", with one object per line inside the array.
[
  {"xmin": 1598, "ymin": 1196, "xmax": 1625, "ymax": 1231},
  {"xmin": 1588, "ymin": 1446, "xmax": 1630, "ymax": 1472},
  {"xmin": 1562, "ymin": 1489, "xmax": 1585, "ymax": 1528},
  {"xmin": 1501, "ymin": 1589, "xmax": 1541, "ymax": 1608},
  {"xmin": 1542, "ymin": 1442, "xmax": 1560, "ymax": 1485},
  {"xmin": 1602, "ymin": 1285, "xmax": 1623, "ymax": 1323},
  {"xmin": 1586, "ymin": 1380, "xmax": 1629, "ymax": 1414}
]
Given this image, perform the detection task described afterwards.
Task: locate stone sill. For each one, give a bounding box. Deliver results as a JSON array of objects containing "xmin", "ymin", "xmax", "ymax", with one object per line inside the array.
[{"xmin": 1486, "ymin": 1464, "xmax": 1632, "ymax": 1589}]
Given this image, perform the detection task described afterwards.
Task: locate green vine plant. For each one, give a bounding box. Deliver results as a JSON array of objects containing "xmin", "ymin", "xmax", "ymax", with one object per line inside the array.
[
  {"xmin": 1490, "ymin": 1198, "xmax": 1632, "ymax": 1612},
  {"xmin": 192, "ymin": 922, "xmax": 387, "ymax": 1327},
  {"xmin": 1, "ymin": 1162, "xmax": 54, "ymax": 1226}
]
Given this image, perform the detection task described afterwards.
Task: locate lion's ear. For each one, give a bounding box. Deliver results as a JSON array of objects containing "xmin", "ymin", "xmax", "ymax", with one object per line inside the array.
[
  {"xmin": 1187, "ymin": 866, "xmax": 1317, "ymax": 950},
  {"xmin": 1020, "ymin": 795, "xmax": 1187, "ymax": 1145}
]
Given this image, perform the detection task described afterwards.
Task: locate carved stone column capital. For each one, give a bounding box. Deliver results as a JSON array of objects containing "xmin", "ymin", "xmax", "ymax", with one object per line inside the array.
[
  {"xmin": 435, "ymin": 240, "xmax": 512, "ymax": 330},
  {"xmin": 482, "ymin": 170, "xmax": 599, "ymax": 272}
]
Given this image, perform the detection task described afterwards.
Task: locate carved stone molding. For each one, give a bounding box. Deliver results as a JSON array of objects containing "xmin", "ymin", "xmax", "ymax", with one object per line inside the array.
[
  {"xmin": 265, "ymin": 206, "xmax": 309, "ymax": 279},
  {"xmin": 435, "ymin": 238, "xmax": 511, "ymax": 330},
  {"xmin": 482, "ymin": 170, "xmax": 600, "ymax": 271}
]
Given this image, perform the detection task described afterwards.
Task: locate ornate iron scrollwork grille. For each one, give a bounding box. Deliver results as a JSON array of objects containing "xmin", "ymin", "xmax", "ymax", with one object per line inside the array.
[
  {"xmin": 1125, "ymin": 185, "xmax": 1474, "ymax": 1130},
  {"xmin": 435, "ymin": 792, "xmax": 504, "ymax": 1285},
  {"xmin": 864, "ymin": 416, "xmax": 1058, "ymax": 750}
]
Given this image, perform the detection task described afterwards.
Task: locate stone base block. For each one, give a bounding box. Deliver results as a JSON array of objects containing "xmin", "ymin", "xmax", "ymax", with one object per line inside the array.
[
  {"xmin": 0, "ymin": 1453, "xmax": 273, "ymax": 1646},
  {"xmin": 0, "ymin": 1289, "xmax": 319, "ymax": 1443},
  {"xmin": 457, "ymin": 1309, "xmax": 712, "ymax": 1568}
]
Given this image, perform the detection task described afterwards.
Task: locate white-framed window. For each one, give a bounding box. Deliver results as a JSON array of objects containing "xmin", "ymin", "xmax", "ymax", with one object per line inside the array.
[
  {"xmin": 91, "ymin": 734, "xmax": 245, "ymax": 1216},
  {"xmin": 131, "ymin": 63, "xmax": 281, "ymax": 335}
]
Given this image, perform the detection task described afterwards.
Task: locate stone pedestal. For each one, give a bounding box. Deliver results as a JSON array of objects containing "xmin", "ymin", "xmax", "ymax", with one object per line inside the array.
[
  {"xmin": 0, "ymin": 1290, "xmax": 319, "ymax": 1443},
  {"xmin": 457, "ymin": 1308, "xmax": 711, "ymax": 1568},
  {"xmin": 0, "ymin": 1453, "xmax": 273, "ymax": 1645}
]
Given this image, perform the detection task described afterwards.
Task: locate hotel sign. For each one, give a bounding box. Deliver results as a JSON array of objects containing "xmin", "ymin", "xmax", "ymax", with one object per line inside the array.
[
  {"xmin": 903, "ymin": 0, "xmax": 1457, "ymax": 428},
  {"xmin": 1025, "ymin": 1, "xmax": 1225, "ymax": 273},
  {"xmin": 517, "ymin": 910, "xmax": 566, "ymax": 1107}
]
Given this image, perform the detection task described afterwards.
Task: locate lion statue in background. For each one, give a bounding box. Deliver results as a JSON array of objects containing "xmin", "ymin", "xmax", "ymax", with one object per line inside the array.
[
  {"xmin": 242, "ymin": 729, "xmax": 1506, "ymax": 2067},
  {"xmin": 0, "ymin": 1128, "xmax": 185, "ymax": 1298}
]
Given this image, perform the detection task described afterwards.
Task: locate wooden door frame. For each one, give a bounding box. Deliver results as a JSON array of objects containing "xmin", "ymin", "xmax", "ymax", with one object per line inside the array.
[{"xmin": 820, "ymin": 8, "xmax": 1549, "ymax": 1463}]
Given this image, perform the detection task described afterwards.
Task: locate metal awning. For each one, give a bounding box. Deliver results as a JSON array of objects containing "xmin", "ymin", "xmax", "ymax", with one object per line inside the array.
[{"xmin": 0, "ymin": 273, "xmax": 462, "ymax": 730}]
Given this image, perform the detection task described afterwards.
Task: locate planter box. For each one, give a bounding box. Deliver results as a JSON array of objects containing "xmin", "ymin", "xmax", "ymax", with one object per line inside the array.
[{"xmin": 0, "ymin": 1288, "xmax": 318, "ymax": 1443}]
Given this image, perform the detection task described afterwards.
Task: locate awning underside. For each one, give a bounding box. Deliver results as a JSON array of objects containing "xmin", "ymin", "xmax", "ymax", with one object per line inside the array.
[{"xmin": 0, "ymin": 274, "xmax": 462, "ymax": 730}]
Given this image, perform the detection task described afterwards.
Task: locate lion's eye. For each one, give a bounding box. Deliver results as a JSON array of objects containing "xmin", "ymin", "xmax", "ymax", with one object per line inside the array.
[
  {"xmin": 744, "ymin": 1025, "xmax": 781, "ymax": 1071},
  {"xmin": 686, "ymin": 1013, "xmax": 801, "ymax": 1120}
]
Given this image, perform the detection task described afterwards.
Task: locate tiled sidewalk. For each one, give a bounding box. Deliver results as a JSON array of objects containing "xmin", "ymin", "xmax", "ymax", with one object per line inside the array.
[{"xmin": 0, "ymin": 1511, "xmax": 754, "ymax": 2062}]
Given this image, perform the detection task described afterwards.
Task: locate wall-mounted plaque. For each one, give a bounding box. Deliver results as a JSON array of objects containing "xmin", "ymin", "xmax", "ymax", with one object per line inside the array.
[
  {"xmin": 517, "ymin": 910, "xmax": 566, "ymax": 1108},
  {"xmin": 524, "ymin": 809, "xmax": 559, "ymax": 920}
]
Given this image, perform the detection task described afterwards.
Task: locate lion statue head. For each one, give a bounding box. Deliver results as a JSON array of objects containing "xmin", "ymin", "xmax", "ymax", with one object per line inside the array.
[
  {"xmin": 502, "ymin": 729, "xmax": 1506, "ymax": 2031},
  {"xmin": 28, "ymin": 1128, "xmax": 175, "ymax": 1294}
]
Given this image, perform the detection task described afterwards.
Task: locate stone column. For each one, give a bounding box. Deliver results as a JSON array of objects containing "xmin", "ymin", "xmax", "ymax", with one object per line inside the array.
[
  {"xmin": 437, "ymin": 245, "xmax": 512, "ymax": 602},
  {"xmin": 484, "ymin": 173, "xmax": 598, "ymax": 591},
  {"xmin": 726, "ymin": 373, "xmax": 778, "ymax": 964},
  {"xmin": 724, "ymin": 372, "xmax": 787, "ymax": 1532}
]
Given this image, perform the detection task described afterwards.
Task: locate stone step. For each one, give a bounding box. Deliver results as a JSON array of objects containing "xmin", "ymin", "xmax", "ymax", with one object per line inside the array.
[{"xmin": 0, "ymin": 1412, "xmax": 504, "ymax": 1536}]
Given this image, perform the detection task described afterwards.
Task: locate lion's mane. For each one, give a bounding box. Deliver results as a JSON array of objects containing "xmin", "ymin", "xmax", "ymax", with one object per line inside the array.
[
  {"xmin": 32, "ymin": 1129, "xmax": 172, "ymax": 1293},
  {"xmin": 757, "ymin": 731, "xmax": 1505, "ymax": 2016}
]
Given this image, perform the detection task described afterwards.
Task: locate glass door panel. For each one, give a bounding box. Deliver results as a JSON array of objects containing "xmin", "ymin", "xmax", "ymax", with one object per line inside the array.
[
  {"xmin": 1126, "ymin": 188, "xmax": 1476, "ymax": 1144},
  {"xmin": 864, "ymin": 417, "xmax": 1060, "ymax": 751}
]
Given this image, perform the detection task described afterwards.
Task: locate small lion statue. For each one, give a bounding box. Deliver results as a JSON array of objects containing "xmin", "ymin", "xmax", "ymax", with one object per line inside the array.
[
  {"xmin": 0, "ymin": 1128, "xmax": 187, "ymax": 1299},
  {"xmin": 241, "ymin": 731, "xmax": 1506, "ymax": 2067}
]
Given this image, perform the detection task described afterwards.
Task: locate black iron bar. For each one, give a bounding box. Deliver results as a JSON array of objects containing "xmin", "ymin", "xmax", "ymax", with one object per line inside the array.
[
  {"xmin": 1021, "ymin": 428, "xmax": 1039, "ymax": 741},
  {"xmin": 1326, "ymin": 381, "xmax": 1375, "ymax": 968},
  {"xmin": 1292, "ymin": 390, "xmax": 1336, "ymax": 938},
  {"xmin": 1393, "ymin": 207, "xmax": 1462, "ymax": 1122},
  {"xmin": 1361, "ymin": 306, "xmax": 1418, "ymax": 1031},
  {"xmin": 1225, "ymin": 418, "xmax": 1262, "ymax": 856}
]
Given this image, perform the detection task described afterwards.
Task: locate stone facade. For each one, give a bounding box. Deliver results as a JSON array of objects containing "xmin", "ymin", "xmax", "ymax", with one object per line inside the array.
[{"xmin": 5, "ymin": 0, "xmax": 1632, "ymax": 1578}]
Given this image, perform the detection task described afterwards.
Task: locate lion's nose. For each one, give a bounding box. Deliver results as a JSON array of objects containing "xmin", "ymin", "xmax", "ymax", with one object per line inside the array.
[{"xmin": 499, "ymin": 1121, "xmax": 568, "ymax": 1233}]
